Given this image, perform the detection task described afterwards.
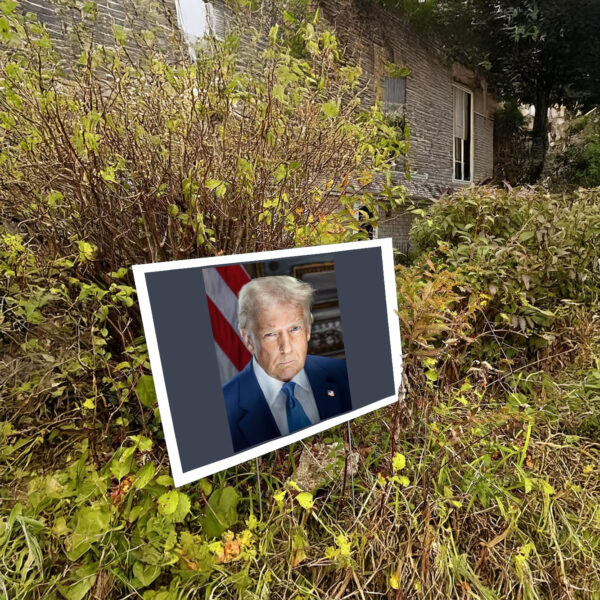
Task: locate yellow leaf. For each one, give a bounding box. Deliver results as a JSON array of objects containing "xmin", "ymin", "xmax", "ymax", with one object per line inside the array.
[
  {"xmin": 291, "ymin": 548, "xmax": 307, "ymax": 567},
  {"xmin": 77, "ymin": 240, "xmax": 96, "ymax": 262},
  {"xmin": 245, "ymin": 514, "xmax": 258, "ymax": 531},
  {"xmin": 392, "ymin": 453, "xmax": 406, "ymax": 471},
  {"xmin": 296, "ymin": 492, "xmax": 314, "ymax": 510}
]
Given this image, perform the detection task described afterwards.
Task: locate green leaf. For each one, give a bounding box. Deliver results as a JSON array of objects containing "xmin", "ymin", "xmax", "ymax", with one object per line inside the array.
[
  {"xmin": 113, "ymin": 24, "xmax": 127, "ymax": 46},
  {"xmin": 274, "ymin": 163, "xmax": 287, "ymax": 183},
  {"xmin": 425, "ymin": 369, "xmax": 438, "ymax": 382},
  {"xmin": 73, "ymin": 507, "xmax": 111, "ymax": 536},
  {"xmin": 100, "ymin": 166, "xmax": 116, "ymax": 182},
  {"xmin": 272, "ymin": 83, "xmax": 285, "ymax": 101},
  {"xmin": 237, "ymin": 157, "xmax": 254, "ymax": 179},
  {"xmin": 136, "ymin": 375, "xmax": 157, "ymax": 408},
  {"xmin": 198, "ymin": 478, "xmax": 212, "ymax": 496},
  {"xmin": 134, "ymin": 462, "xmax": 155, "ymax": 490},
  {"xmin": 133, "ymin": 561, "xmax": 161, "ymax": 587},
  {"xmin": 205, "ymin": 179, "xmax": 227, "ymax": 198},
  {"xmin": 518, "ymin": 230, "xmax": 535, "ymax": 242},
  {"xmin": 157, "ymin": 491, "xmax": 179, "ymax": 515},
  {"xmin": 58, "ymin": 561, "xmax": 98, "ymax": 600},
  {"xmin": 321, "ymin": 100, "xmax": 339, "ymax": 118},
  {"xmin": 199, "ymin": 486, "xmax": 239, "ymax": 538},
  {"xmin": 273, "ymin": 490, "xmax": 287, "ymax": 510},
  {"xmin": 168, "ymin": 491, "xmax": 191, "ymax": 523},
  {"xmin": 156, "ymin": 475, "xmax": 173, "ymax": 487},
  {"xmin": 110, "ymin": 446, "xmax": 135, "ymax": 480},
  {"xmin": 67, "ymin": 507, "xmax": 110, "ymax": 560},
  {"xmin": 268, "ymin": 24, "xmax": 279, "ymax": 45},
  {"xmin": 1, "ymin": 1, "xmax": 18, "ymax": 15}
]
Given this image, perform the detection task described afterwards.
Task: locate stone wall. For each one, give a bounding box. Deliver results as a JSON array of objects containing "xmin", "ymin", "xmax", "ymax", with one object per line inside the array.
[
  {"xmin": 19, "ymin": 0, "xmax": 181, "ymax": 64},
  {"xmin": 317, "ymin": 0, "xmax": 495, "ymax": 249},
  {"xmin": 18, "ymin": 0, "xmax": 495, "ymax": 252},
  {"xmin": 317, "ymin": 0, "xmax": 495, "ymax": 200}
]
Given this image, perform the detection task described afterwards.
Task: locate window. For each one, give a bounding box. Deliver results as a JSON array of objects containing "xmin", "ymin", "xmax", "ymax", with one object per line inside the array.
[
  {"xmin": 383, "ymin": 76, "xmax": 406, "ymax": 114},
  {"xmin": 206, "ymin": 2, "xmax": 226, "ymax": 40},
  {"xmin": 175, "ymin": 0, "xmax": 226, "ymax": 46},
  {"xmin": 357, "ymin": 205, "xmax": 377, "ymax": 240},
  {"xmin": 453, "ymin": 85, "xmax": 473, "ymax": 182}
]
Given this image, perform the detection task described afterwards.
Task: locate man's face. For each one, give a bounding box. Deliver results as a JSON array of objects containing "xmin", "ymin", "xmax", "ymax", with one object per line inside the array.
[{"xmin": 242, "ymin": 302, "xmax": 310, "ymax": 382}]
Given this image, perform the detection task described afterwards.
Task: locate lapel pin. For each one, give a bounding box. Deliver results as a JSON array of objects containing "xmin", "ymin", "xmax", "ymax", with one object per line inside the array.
[{"xmin": 327, "ymin": 390, "xmax": 335, "ymax": 397}]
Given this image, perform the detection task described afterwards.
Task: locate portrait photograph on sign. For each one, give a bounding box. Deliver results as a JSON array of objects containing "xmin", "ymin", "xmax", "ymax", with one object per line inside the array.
[
  {"xmin": 133, "ymin": 239, "xmax": 402, "ymax": 487},
  {"xmin": 204, "ymin": 259, "xmax": 351, "ymax": 453}
]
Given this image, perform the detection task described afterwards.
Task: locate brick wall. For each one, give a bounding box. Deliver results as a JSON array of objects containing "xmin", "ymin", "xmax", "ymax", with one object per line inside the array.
[{"xmin": 318, "ymin": 0, "xmax": 495, "ymax": 198}]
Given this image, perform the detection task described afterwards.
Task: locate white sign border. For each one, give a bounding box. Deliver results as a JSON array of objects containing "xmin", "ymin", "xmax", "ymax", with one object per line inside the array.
[{"xmin": 133, "ymin": 238, "xmax": 403, "ymax": 488}]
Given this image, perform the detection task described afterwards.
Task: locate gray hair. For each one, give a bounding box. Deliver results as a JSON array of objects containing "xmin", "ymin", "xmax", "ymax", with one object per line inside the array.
[{"xmin": 238, "ymin": 275, "xmax": 314, "ymax": 336}]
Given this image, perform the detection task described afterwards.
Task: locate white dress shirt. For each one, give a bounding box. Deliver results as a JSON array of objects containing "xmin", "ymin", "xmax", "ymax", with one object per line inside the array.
[{"xmin": 252, "ymin": 357, "xmax": 319, "ymax": 435}]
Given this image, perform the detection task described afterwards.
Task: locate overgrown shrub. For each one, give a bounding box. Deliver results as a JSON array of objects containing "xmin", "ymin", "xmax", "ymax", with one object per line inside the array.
[
  {"xmin": 0, "ymin": 0, "xmax": 406, "ymax": 469},
  {"xmin": 1, "ymin": 2, "xmax": 599, "ymax": 599},
  {"xmin": 411, "ymin": 186, "xmax": 600, "ymax": 362},
  {"xmin": 0, "ymin": 3, "xmax": 406, "ymax": 279},
  {"xmin": 557, "ymin": 108, "xmax": 600, "ymax": 187}
]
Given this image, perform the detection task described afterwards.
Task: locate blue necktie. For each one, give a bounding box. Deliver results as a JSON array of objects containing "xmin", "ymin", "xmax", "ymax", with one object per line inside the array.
[{"xmin": 282, "ymin": 381, "xmax": 311, "ymax": 433}]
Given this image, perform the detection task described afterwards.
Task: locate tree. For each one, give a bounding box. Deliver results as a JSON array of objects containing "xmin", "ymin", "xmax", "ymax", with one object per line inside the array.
[{"xmin": 380, "ymin": 0, "xmax": 600, "ymax": 181}]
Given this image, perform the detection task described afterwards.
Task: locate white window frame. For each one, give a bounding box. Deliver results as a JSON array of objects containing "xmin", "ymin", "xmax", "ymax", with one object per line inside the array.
[
  {"xmin": 452, "ymin": 84, "xmax": 474, "ymax": 183},
  {"xmin": 175, "ymin": 0, "xmax": 226, "ymax": 53}
]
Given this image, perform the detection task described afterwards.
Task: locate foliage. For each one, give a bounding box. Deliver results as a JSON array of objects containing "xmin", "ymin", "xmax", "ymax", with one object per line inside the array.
[
  {"xmin": 493, "ymin": 101, "xmax": 530, "ymax": 184},
  {"xmin": 373, "ymin": 0, "xmax": 600, "ymax": 181},
  {"xmin": 0, "ymin": 1, "xmax": 407, "ymax": 277},
  {"xmin": 0, "ymin": 1, "xmax": 409, "ymax": 597},
  {"xmin": 1, "ymin": 1, "xmax": 600, "ymax": 598},
  {"xmin": 555, "ymin": 108, "xmax": 600, "ymax": 188},
  {"xmin": 3, "ymin": 165, "xmax": 600, "ymax": 598},
  {"xmin": 411, "ymin": 186, "xmax": 600, "ymax": 364},
  {"xmin": 493, "ymin": 101, "xmax": 526, "ymax": 141}
]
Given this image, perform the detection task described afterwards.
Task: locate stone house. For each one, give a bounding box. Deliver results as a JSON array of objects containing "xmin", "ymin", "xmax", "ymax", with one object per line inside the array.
[
  {"xmin": 314, "ymin": 1, "xmax": 495, "ymax": 250},
  {"xmin": 19, "ymin": 0, "xmax": 495, "ymax": 252}
]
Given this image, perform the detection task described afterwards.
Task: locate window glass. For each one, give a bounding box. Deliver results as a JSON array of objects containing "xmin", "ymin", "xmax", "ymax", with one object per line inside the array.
[
  {"xmin": 453, "ymin": 86, "xmax": 472, "ymax": 181},
  {"xmin": 383, "ymin": 76, "xmax": 406, "ymax": 113}
]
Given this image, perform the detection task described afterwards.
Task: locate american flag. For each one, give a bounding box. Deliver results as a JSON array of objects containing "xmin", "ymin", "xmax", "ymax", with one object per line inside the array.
[{"xmin": 202, "ymin": 265, "xmax": 252, "ymax": 384}]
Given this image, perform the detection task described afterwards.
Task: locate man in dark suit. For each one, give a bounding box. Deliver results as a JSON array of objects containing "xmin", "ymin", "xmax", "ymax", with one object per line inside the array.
[{"xmin": 222, "ymin": 275, "xmax": 352, "ymax": 453}]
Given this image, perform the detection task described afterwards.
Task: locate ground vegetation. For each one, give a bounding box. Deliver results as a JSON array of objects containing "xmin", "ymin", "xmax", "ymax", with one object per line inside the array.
[{"xmin": 0, "ymin": 2, "xmax": 599, "ymax": 599}]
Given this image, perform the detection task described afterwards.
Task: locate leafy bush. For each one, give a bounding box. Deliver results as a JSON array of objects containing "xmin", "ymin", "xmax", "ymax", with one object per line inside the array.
[
  {"xmin": 558, "ymin": 108, "xmax": 600, "ymax": 187},
  {"xmin": 1, "ymin": 2, "xmax": 599, "ymax": 599},
  {"xmin": 0, "ymin": 3, "xmax": 409, "ymax": 597},
  {"xmin": 0, "ymin": 3, "xmax": 406, "ymax": 278},
  {"xmin": 411, "ymin": 186, "xmax": 600, "ymax": 360}
]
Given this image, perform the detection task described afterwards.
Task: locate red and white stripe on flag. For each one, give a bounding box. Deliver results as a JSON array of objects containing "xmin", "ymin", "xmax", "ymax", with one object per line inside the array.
[{"xmin": 203, "ymin": 265, "xmax": 252, "ymax": 384}]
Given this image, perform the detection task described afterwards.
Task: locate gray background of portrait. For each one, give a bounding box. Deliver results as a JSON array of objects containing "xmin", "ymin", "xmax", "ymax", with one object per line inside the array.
[{"xmin": 145, "ymin": 245, "xmax": 395, "ymax": 474}]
